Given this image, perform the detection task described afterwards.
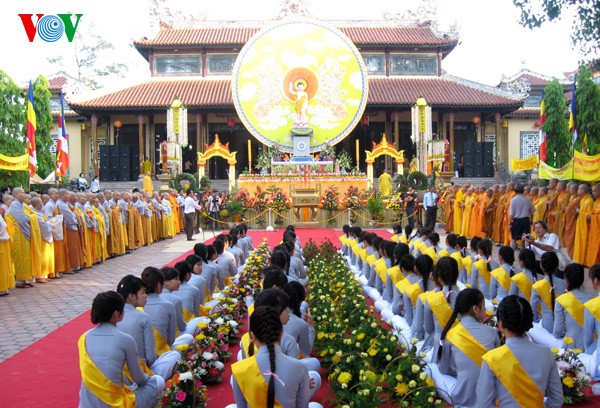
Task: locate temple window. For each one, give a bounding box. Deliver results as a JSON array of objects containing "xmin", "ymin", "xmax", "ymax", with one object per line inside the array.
[
  {"xmin": 361, "ymin": 53, "xmax": 385, "ymax": 75},
  {"xmin": 206, "ymin": 54, "xmax": 237, "ymax": 75},
  {"xmin": 154, "ymin": 54, "xmax": 202, "ymax": 76},
  {"xmin": 520, "ymin": 131, "xmax": 539, "ymax": 158},
  {"xmin": 390, "ymin": 54, "xmax": 437, "ymax": 76}
]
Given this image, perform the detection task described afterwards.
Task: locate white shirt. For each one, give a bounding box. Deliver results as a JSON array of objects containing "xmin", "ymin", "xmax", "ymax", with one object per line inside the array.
[
  {"xmin": 423, "ymin": 191, "xmax": 438, "ymax": 209},
  {"xmin": 531, "ymin": 232, "xmax": 560, "ymax": 257},
  {"xmin": 183, "ymin": 196, "xmax": 202, "ymax": 214},
  {"xmin": 90, "ymin": 179, "xmax": 100, "ymax": 192},
  {"xmin": 0, "ymin": 215, "xmax": 9, "ymax": 241}
]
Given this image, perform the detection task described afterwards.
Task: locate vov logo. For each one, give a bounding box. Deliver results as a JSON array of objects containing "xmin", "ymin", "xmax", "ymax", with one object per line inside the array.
[{"xmin": 18, "ymin": 14, "xmax": 83, "ymax": 43}]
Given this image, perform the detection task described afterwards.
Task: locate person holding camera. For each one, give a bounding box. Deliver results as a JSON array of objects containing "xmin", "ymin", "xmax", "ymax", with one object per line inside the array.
[
  {"xmin": 508, "ymin": 184, "xmax": 535, "ymax": 249},
  {"xmin": 522, "ymin": 220, "xmax": 560, "ymax": 258},
  {"xmin": 206, "ymin": 190, "xmax": 221, "ymax": 230}
]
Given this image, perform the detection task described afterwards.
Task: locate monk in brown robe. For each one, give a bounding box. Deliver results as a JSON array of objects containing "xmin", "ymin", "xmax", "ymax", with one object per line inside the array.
[
  {"xmin": 562, "ymin": 183, "xmax": 580, "ymax": 258},
  {"xmin": 482, "ymin": 188, "xmax": 496, "ymax": 239},
  {"xmin": 550, "ymin": 181, "xmax": 569, "ymax": 243},
  {"xmin": 442, "ymin": 186, "xmax": 455, "ymax": 234},
  {"xmin": 545, "ymin": 178, "xmax": 559, "ymax": 229},
  {"xmin": 492, "ymin": 185, "xmax": 507, "ymax": 244},
  {"xmin": 573, "ymin": 183, "xmax": 594, "ymax": 265}
]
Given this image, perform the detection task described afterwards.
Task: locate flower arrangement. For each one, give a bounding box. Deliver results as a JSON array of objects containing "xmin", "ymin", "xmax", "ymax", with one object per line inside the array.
[
  {"xmin": 336, "ymin": 150, "xmax": 352, "ymax": 171},
  {"xmin": 266, "ymin": 186, "xmax": 292, "ymax": 227},
  {"xmin": 235, "ymin": 188, "xmax": 254, "ymax": 214},
  {"xmin": 184, "ymin": 333, "xmax": 227, "ymax": 383},
  {"xmin": 551, "ymin": 346, "xmax": 591, "ymax": 404},
  {"xmin": 319, "ymin": 187, "xmax": 340, "ymax": 211},
  {"xmin": 307, "ymin": 241, "xmax": 442, "ymax": 407},
  {"xmin": 251, "ymin": 187, "xmax": 269, "ymax": 227},
  {"xmin": 483, "ymin": 299, "xmax": 505, "ymax": 345},
  {"xmin": 161, "ymin": 366, "xmax": 207, "ymax": 408},
  {"xmin": 342, "ymin": 186, "xmax": 363, "ymax": 223}
]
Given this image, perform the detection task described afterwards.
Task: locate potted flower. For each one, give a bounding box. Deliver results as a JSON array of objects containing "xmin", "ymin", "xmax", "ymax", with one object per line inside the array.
[
  {"xmin": 256, "ymin": 150, "xmax": 272, "ymax": 174},
  {"xmin": 320, "ymin": 144, "xmax": 336, "ymax": 161},
  {"xmin": 226, "ymin": 199, "xmax": 244, "ymax": 223},
  {"xmin": 336, "ymin": 150, "xmax": 352, "ymax": 174},
  {"xmin": 367, "ymin": 192, "xmax": 384, "ymax": 225}
]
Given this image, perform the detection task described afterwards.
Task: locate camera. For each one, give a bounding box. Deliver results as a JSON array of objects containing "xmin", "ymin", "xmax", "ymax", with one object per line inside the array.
[{"xmin": 525, "ymin": 234, "xmax": 532, "ymax": 240}]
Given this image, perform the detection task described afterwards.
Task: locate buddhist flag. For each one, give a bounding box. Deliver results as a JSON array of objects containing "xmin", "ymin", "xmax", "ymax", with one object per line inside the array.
[
  {"xmin": 26, "ymin": 80, "xmax": 37, "ymax": 178},
  {"xmin": 55, "ymin": 91, "xmax": 69, "ymax": 179},
  {"xmin": 569, "ymin": 75, "xmax": 577, "ymax": 145},
  {"xmin": 539, "ymin": 90, "xmax": 547, "ymax": 162}
]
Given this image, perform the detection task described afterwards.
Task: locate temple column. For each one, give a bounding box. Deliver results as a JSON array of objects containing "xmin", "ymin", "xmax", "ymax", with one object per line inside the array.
[
  {"xmin": 393, "ymin": 111, "xmax": 399, "ymax": 151},
  {"xmin": 91, "ymin": 114, "xmax": 98, "ymax": 177},
  {"xmin": 495, "ymin": 112, "xmax": 502, "ymax": 171},
  {"xmin": 138, "ymin": 114, "xmax": 145, "ymax": 174},
  {"xmin": 196, "ymin": 113, "xmax": 202, "ymax": 153},
  {"xmin": 448, "ymin": 112, "xmax": 455, "ymax": 171}
]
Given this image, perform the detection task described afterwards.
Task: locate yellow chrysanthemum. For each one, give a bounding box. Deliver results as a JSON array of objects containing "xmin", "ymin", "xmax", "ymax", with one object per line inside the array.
[
  {"xmin": 564, "ymin": 337, "xmax": 574, "ymax": 345},
  {"xmin": 551, "ymin": 348, "xmax": 559, "ymax": 354},
  {"xmin": 331, "ymin": 355, "xmax": 341, "ymax": 364},
  {"xmin": 364, "ymin": 370, "xmax": 377, "ymax": 383},
  {"xmin": 395, "ymin": 382, "xmax": 409, "ymax": 396},
  {"xmin": 572, "ymin": 348, "xmax": 583, "ymax": 354},
  {"xmin": 367, "ymin": 347, "xmax": 378, "ymax": 356},
  {"xmin": 562, "ymin": 376, "xmax": 574, "ymax": 388},
  {"xmin": 317, "ymin": 332, "xmax": 325, "ymax": 340},
  {"xmin": 175, "ymin": 344, "xmax": 189, "ymax": 352},
  {"xmin": 356, "ymin": 333, "xmax": 366, "ymax": 341},
  {"xmin": 485, "ymin": 310, "xmax": 494, "ymax": 317},
  {"xmin": 425, "ymin": 377, "xmax": 435, "ymax": 387},
  {"xmin": 338, "ymin": 372, "xmax": 352, "ymax": 384}
]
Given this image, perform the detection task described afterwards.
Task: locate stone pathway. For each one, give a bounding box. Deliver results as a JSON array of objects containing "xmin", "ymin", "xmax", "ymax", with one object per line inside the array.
[{"xmin": 0, "ymin": 230, "xmax": 218, "ymax": 363}]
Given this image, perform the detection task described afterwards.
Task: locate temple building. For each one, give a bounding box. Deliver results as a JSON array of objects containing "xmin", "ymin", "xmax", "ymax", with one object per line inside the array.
[{"xmin": 68, "ymin": 12, "xmax": 525, "ymax": 182}]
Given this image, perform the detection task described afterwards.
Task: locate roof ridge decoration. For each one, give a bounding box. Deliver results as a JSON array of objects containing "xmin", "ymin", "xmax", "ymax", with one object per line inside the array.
[
  {"xmin": 276, "ymin": 0, "xmax": 312, "ymax": 19},
  {"xmin": 499, "ymin": 68, "xmax": 573, "ymax": 87},
  {"xmin": 442, "ymin": 74, "xmax": 526, "ymax": 100}
]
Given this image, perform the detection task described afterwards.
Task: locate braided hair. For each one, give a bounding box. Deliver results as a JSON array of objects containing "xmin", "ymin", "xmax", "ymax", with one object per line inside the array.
[
  {"xmin": 91, "ymin": 291, "xmax": 125, "ymax": 324},
  {"xmin": 456, "ymin": 236, "xmax": 468, "ymax": 257},
  {"xmin": 415, "ymin": 254, "xmax": 434, "ymax": 292},
  {"xmin": 174, "ymin": 261, "xmax": 193, "ymax": 283},
  {"xmin": 477, "ymin": 239, "xmax": 493, "ymax": 272},
  {"xmin": 429, "ymin": 232, "xmax": 440, "ymax": 247},
  {"xmin": 249, "ymin": 306, "xmax": 283, "ymax": 408},
  {"xmin": 194, "ymin": 243, "xmax": 208, "ymax": 263},
  {"xmin": 270, "ymin": 251, "xmax": 290, "ymax": 275},
  {"xmin": 497, "ymin": 295, "xmax": 534, "ymax": 337},
  {"xmin": 540, "ymin": 251, "xmax": 559, "ymax": 310},
  {"xmin": 498, "ymin": 246, "xmax": 515, "ymax": 277},
  {"xmin": 141, "ymin": 266, "xmax": 164, "ymax": 294},
  {"xmin": 262, "ymin": 266, "xmax": 288, "ymax": 289},
  {"xmin": 249, "ymin": 289, "xmax": 291, "ymax": 357},
  {"xmin": 342, "ymin": 224, "xmax": 350, "ymax": 237},
  {"xmin": 439, "ymin": 288, "xmax": 484, "ymax": 360},
  {"xmin": 564, "ymin": 263, "xmax": 585, "ymax": 292},
  {"xmin": 469, "ymin": 236, "xmax": 481, "ymax": 254},
  {"xmin": 518, "ymin": 248, "xmax": 538, "ymax": 281},
  {"xmin": 283, "ymin": 281, "xmax": 306, "ymax": 318},
  {"xmin": 400, "ymin": 254, "xmax": 415, "ymax": 274},
  {"xmin": 393, "ymin": 243, "xmax": 410, "ymax": 267},
  {"xmin": 384, "ymin": 241, "xmax": 396, "ymax": 262}
]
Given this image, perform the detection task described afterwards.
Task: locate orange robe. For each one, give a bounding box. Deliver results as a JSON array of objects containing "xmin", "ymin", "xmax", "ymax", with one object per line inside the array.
[
  {"xmin": 92, "ymin": 206, "xmax": 108, "ymax": 263},
  {"xmin": 470, "ymin": 193, "xmax": 485, "ymax": 238},
  {"xmin": 442, "ymin": 190, "xmax": 454, "ymax": 234},
  {"xmin": 533, "ymin": 195, "xmax": 548, "ymax": 224},
  {"xmin": 482, "ymin": 194, "xmax": 497, "ymax": 239},
  {"xmin": 504, "ymin": 191, "xmax": 516, "ymax": 246},
  {"xmin": 573, "ymin": 195, "xmax": 594, "ymax": 265},
  {"xmin": 461, "ymin": 195, "xmax": 475, "ymax": 238},
  {"xmin": 584, "ymin": 198, "xmax": 600, "ymax": 266},
  {"xmin": 551, "ymin": 192, "xmax": 569, "ymax": 241},
  {"xmin": 52, "ymin": 206, "xmax": 70, "ymax": 274},
  {"xmin": 546, "ymin": 189, "xmax": 559, "ymax": 227},
  {"xmin": 492, "ymin": 194, "xmax": 506, "ymax": 243},
  {"xmin": 563, "ymin": 196, "xmax": 581, "ymax": 258},
  {"xmin": 453, "ymin": 189, "xmax": 464, "ymax": 235}
]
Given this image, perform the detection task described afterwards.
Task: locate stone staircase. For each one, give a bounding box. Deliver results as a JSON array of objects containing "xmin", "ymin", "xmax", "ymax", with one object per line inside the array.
[{"xmin": 450, "ymin": 176, "xmax": 502, "ymax": 187}]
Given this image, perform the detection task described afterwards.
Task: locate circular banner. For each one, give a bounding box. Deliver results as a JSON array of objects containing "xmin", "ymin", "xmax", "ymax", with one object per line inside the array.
[{"xmin": 232, "ymin": 18, "xmax": 368, "ymax": 153}]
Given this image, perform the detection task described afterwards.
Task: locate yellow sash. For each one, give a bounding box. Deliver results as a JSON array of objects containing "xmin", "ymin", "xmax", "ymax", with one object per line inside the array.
[
  {"xmin": 359, "ymin": 248, "xmax": 367, "ymax": 261},
  {"xmin": 123, "ymin": 356, "xmax": 155, "ymax": 381},
  {"xmin": 473, "ymin": 259, "xmax": 490, "ymax": 286},
  {"xmin": 511, "ymin": 273, "xmax": 532, "ymax": 301},
  {"xmin": 395, "ymin": 278, "xmax": 410, "ymax": 294},
  {"xmin": 428, "ymin": 291, "xmax": 453, "ymax": 329},
  {"xmin": 154, "ymin": 328, "xmax": 171, "ymax": 355},
  {"xmin": 491, "ymin": 266, "xmax": 511, "ymax": 292},
  {"xmin": 438, "ymin": 249, "xmax": 449, "ymax": 258},
  {"xmin": 182, "ymin": 307, "xmax": 195, "ymax": 323},
  {"xmin": 248, "ymin": 303, "xmax": 255, "ymax": 316},
  {"xmin": 366, "ymin": 253, "xmax": 377, "ymax": 267},
  {"xmin": 424, "ymin": 246, "xmax": 438, "ymax": 265},
  {"xmin": 406, "ymin": 281, "xmax": 424, "ymax": 307},
  {"xmin": 462, "ymin": 256, "xmax": 473, "ymax": 277},
  {"xmin": 584, "ymin": 297, "xmax": 600, "ymax": 323},
  {"xmin": 375, "ymin": 258, "xmax": 387, "ymax": 281},
  {"xmin": 391, "ymin": 234, "xmax": 399, "ymax": 243},
  {"xmin": 450, "ymin": 251, "xmax": 463, "ymax": 271},
  {"xmin": 231, "ymin": 355, "xmax": 283, "ymax": 408},
  {"xmin": 482, "ymin": 345, "xmax": 544, "ymax": 408},
  {"xmin": 78, "ymin": 333, "xmax": 135, "ymax": 408},
  {"xmin": 388, "ymin": 266, "xmax": 404, "ymax": 286},
  {"xmin": 240, "ymin": 332, "xmax": 253, "ymax": 357},
  {"xmin": 532, "ymin": 279, "xmax": 554, "ymax": 312},
  {"xmin": 339, "ymin": 235, "xmax": 348, "ymax": 245},
  {"xmin": 556, "ymin": 292, "xmax": 585, "ymax": 328},
  {"xmin": 445, "ymin": 321, "xmax": 489, "ymax": 367},
  {"xmin": 400, "ymin": 235, "xmax": 408, "ymax": 244}
]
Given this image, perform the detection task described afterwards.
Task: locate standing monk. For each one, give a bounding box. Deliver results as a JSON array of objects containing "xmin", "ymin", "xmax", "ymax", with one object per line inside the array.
[
  {"xmin": 461, "ymin": 187, "xmax": 475, "ymax": 238},
  {"xmin": 482, "ymin": 188, "xmax": 496, "ymax": 239},
  {"xmin": 549, "ymin": 181, "xmax": 569, "ymax": 243},
  {"xmin": 442, "ymin": 185, "xmax": 455, "ymax": 234},
  {"xmin": 545, "ymin": 178, "xmax": 559, "ymax": 228},
  {"xmin": 31, "ymin": 197, "xmax": 54, "ymax": 282},
  {"xmin": 573, "ymin": 183, "xmax": 594, "ymax": 265},
  {"xmin": 44, "ymin": 188, "xmax": 69, "ymax": 277},
  {"xmin": 0, "ymin": 204, "xmax": 14, "ymax": 295},
  {"xmin": 503, "ymin": 183, "xmax": 516, "ymax": 246},
  {"xmin": 584, "ymin": 184, "xmax": 600, "ymax": 266},
  {"xmin": 533, "ymin": 187, "xmax": 549, "ymax": 224},
  {"xmin": 562, "ymin": 183, "xmax": 580, "ymax": 258},
  {"xmin": 453, "ymin": 185, "xmax": 466, "ymax": 235},
  {"xmin": 492, "ymin": 185, "xmax": 507, "ymax": 244},
  {"xmin": 6, "ymin": 188, "xmax": 35, "ymax": 287}
]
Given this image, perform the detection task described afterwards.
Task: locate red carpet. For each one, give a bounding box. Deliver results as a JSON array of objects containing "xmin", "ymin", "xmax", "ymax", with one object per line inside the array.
[{"xmin": 3, "ymin": 228, "xmax": 594, "ymax": 407}]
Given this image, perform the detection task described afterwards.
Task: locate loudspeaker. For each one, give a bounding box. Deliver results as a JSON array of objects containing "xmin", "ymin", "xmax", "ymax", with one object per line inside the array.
[
  {"xmin": 100, "ymin": 145, "xmax": 110, "ymax": 159},
  {"xmin": 484, "ymin": 165, "xmax": 494, "ymax": 177},
  {"xmin": 109, "ymin": 145, "xmax": 119, "ymax": 157},
  {"xmin": 100, "ymin": 161, "xmax": 109, "ymax": 172},
  {"xmin": 474, "ymin": 155, "xmax": 484, "ymax": 166},
  {"xmin": 464, "ymin": 167, "xmax": 474, "ymax": 177},
  {"xmin": 463, "ymin": 153, "xmax": 474, "ymax": 167},
  {"xmin": 108, "ymin": 170, "xmax": 118, "ymax": 181},
  {"xmin": 483, "ymin": 142, "xmax": 494, "ymax": 156},
  {"xmin": 463, "ymin": 141, "xmax": 474, "ymax": 155},
  {"xmin": 100, "ymin": 169, "xmax": 110, "ymax": 181},
  {"xmin": 474, "ymin": 143, "xmax": 483, "ymax": 155},
  {"xmin": 118, "ymin": 171, "xmax": 129, "ymax": 181}
]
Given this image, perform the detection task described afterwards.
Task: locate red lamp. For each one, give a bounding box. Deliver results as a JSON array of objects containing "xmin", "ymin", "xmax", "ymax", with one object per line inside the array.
[
  {"xmin": 227, "ymin": 118, "xmax": 235, "ymax": 127},
  {"xmin": 361, "ymin": 115, "xmax": 369, "ymax": 126}
]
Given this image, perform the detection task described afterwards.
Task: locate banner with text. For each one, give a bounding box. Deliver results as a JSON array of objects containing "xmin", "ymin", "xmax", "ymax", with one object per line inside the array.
[
  {"xmin": 0, "ymin": 153, "xmax": 29, "ymax": 171},
  {"xmin": 511, "ymin": 154, "xmax": 538, "ymax": 171},
  {"xmin": 538, "ymin": 160, "xmax": 574, "ymax": 180},
  {"xmin": 573, "ymin": 150, "xmax": 600, "ymax": 182}
]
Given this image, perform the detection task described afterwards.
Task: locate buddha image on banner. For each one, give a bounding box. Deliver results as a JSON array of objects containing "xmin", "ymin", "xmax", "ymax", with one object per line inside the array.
[{"xmin": 232, "ymin": 18, "xmax": 368, "ymax": 153}]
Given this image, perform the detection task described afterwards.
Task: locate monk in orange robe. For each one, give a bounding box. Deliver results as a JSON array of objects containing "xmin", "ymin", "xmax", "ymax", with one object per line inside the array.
[
  {"xmin": 573, "ymin": 183, "xmax": 594, "ymax": 265},
  {"xmin": 453, "ymin": 185, "xmax": 466, "ymax": 235},
  {"xmin": 584, "ymin": 184, "xmax": 600, "ymax": 266},
  {"xmin": 468, "ymin": 186, "xmax": 483, "ymax": 238},
  {"xmin": 482, "ymin": 187, "xmax": 496, "ymax": 239},
  {"xmin": 533, "ymin": 187, "xmax": 549, "ymax": 224},
  {"xmin": 461, "ymin": 188, "xmax": 475, "ymax": 238},
  {"xmin": 503, "ymin": 183, "xmax": 516, "ymax": 246},
  {"xmin": 492, "ymin": 185, "xmax": 507, "ymax": 244},
  {"xmin": 545, "ymin": 178, "xmax": 559, "ymax": 231},
  {"xmin": 442, "ymin": 186, "xmax": 455, "ymax": 234},
  {"xmin": 550, "ymin": 181, "xmax": 569, "ymax": 243},
  {"xmin": 562, "ymin": 183, "xmax": 581, "ymax": 258}
]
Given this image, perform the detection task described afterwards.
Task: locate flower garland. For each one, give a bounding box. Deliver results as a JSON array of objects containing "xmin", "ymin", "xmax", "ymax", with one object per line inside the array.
[
  {"xmin": 551, "ymin": 346, "xmax": 591, "ymax": 405},
  {"xmin": 307, "ymin": 241, "xmax": 442, "ymax": 407},
  {"xmin": 266, "ymin": 186, "xmax": 292, "ymax": 227}
]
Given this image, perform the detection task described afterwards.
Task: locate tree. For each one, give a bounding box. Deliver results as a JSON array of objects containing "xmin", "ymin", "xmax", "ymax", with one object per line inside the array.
[
  {"xmin": 32, "ymin": 75, "xmax": 55, "ymax": 178},
  {"xmin": 0, "ymin": 70, "xmax": 26, "ymax": 188},
  {"xmin": 47, "ymin": 24, "xmax": 128, "ymax": 90},
  {"xmin": 574, "ymin": 66, "xmax": 600, "ymax": 155},
  {"xmin": 512, "ymin": 0, "xmax": 600, "ymax": 55},
  {"xmin": 542, "ymin": 79, "xmax": 570, "ymax": 168}
]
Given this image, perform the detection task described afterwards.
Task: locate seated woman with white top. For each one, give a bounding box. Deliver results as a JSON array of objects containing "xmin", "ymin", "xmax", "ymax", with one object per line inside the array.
[
  {"xmin": 583, "ymin": 263, "xmax": 600, "ymax": 379},
  {"xmin": 78, "ymin": 291, "xmax": 165, "ymax": 408},
  {"xmin": 469, "ymin": 238, "xmax": 499, "ymax": 299},
  {"xmin": 531, "ymin": 251, "xmax": 565, "ymax": 333},
  {"xmin": 477, "ymin": 295, "xmax": 563, "ymax": 407},
  {"xmin": 489, "ymin": 246, "xmax": 515, "ymax": 302},
  {"xmin": 553, "ymin": 263, "xmax": 592, "ymax": 350},
  {"xmin": 229, "ymin": 306, "xmax": 323, "ymax": 408},
  {"xmin": 404, "ymin": 254, "xmax": 434, "ymax": 332},
  {"xmin": 432, "ymin": 288, "xmax": 500, "ymax": 407},
  {"xmin": 508, "ymin": 248, "xmax": 540, "ymax": 302},
  {"xmin": 116, "ymin": 275, "xmax": 180, "ymax": 380},
  {"xmin": 390, "ymin": 253, "xmax": 416, "ymax": 316},
  {"xmin": 283, "ymin": 282, "xmax": 316, "ymax": 361}
]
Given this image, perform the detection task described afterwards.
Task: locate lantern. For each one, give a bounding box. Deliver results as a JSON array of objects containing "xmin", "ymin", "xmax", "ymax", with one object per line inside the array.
[
  {"xmin": 361, "ymin": 115, "xmax": 369, "ymax": 126},
  {"xmin": 161, "ymin": 140, "xmax": 168, "ymax": 174},
  {"xmin": 227, "ymin": 118, "xmax": 235, "ymax": 128},
  {"xmin": 472, "ymin": 116, "xmax": 481, "ymax": 125}
]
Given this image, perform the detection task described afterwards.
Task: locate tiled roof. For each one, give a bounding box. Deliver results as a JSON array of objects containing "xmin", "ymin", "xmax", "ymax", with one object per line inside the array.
[
  {"xmin": 48, "ymin": 76, "xmax": 67, "ymax": 91},
  {"xmin": 134, "ymin": 26, "xmax": 457, "ymax": 47},
  {"xmin": 505, "ymin": 107, "xmax": 541, "ymax": 118},
  {"xmin": 498, "ymin": 69, "xmax": 572, "ymax": 88},
  {"xmin": 69, "ymin": 76, "xmax": 523, "ymax": 111}
]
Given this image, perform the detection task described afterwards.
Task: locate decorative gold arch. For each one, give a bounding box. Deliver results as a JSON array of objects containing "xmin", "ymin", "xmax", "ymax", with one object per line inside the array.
[
  {"xmin": 197, "ymin": 134, "xmax": 238, "ymax": 191},
  {"xmin": 364, "ymin": 134, "xmax": 404, "ymax": 189}
]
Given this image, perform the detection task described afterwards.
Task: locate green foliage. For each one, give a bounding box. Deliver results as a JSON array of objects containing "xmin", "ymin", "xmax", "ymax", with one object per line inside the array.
[
  {"xmin": 366, "ymin": 192, "xmax": 384, "ymax": 221},
  {"xmin": 336, "ymin": 150, "xmax": 352, "ymax": 170},
  {"xmin": 171, "ymin": 172, "xmax": 198, "ymax": 192},
  {"xmin": 575, "ymin": 66, "xmax": 600, "ymax": 155},
  {"xmin": 199, "ymin": 176, "xmax": 211, "ymax": 190},
  {"xmin": 225, "ymin": 199, "xmax": 243, "ymax": 217},
  {"xmin": 32, "ymin": 75, "xmax": 55, "ymax": 178},
  {"xmin": 406, "ymin": 171, "xmax": 428, "ymax": 190},
  {"xmin": 513, "ymin": 0, "xmax": 600, "ymax": 55},
  {"xmin": 542, "ymin": 80, "xmax": 570, "ymax": 168},
  {"xmin": 0, "ymin": 70, "xmax": 27, "ymax": 187}
]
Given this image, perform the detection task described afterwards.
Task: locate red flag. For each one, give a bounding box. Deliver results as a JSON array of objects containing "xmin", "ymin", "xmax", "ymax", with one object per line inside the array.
[
  {"xmin": 26, "ymin": 80, "xmax": 37, "ymax": 178},
  {"xmin": 539, "ymin": 91, "xmax": 547, "ymax": 162}
]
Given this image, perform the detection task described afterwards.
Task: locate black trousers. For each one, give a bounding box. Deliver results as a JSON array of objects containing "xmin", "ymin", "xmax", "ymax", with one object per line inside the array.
[
  {"xmin": 424, "ymin": 207, "xmax": 437, "ymax": 230},
  {"xmin": 184, "ymin": 212, "xmax": 196, "ymax": 240}
]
